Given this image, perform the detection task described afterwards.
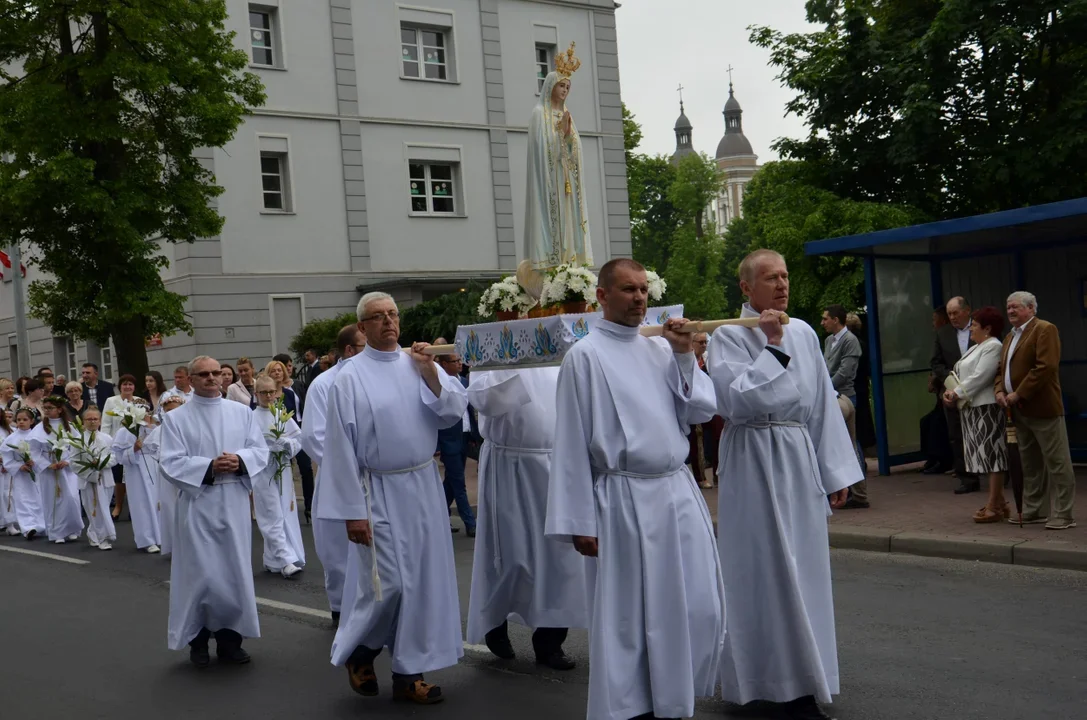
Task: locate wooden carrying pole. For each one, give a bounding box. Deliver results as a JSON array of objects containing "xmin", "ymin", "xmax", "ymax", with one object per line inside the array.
[{"xmin": 417, "ymin": 314, "xmax": 790, "ymax": 356}]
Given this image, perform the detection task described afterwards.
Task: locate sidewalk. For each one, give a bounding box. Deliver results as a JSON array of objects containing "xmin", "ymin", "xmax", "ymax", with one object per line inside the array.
[{"xmin": 458, "ymin": 459, "xmax": 1087, "ymax": 572}]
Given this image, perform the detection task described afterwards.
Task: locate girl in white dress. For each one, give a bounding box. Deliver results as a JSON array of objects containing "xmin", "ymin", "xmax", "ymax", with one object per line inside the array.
[
  {"xmin": 0, "ymin": 408, "xmax": 14, "ymax": 534},
  {"xmin": 1, "ymin": 409, "xmax": 46, "ymax": 538},
  {"xmin": 252, "ymin": 375, "xmax": 304, "ymax": 578},
  {"xmin": 29, "ymin": 397, "xmax": 84, "ymax": 543},
  {"xmin": 72, "ymin": 407, "xmax": 119, "ymax": 550},
  {"xmin": 111, "ymin": 398, "xmax": 161, "ymax": 554}
]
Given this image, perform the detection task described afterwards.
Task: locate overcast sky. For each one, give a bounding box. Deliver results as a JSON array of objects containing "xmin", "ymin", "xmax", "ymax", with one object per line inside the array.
[{"xmin": 614, "ymin": 0, "xmax": 818, "ymax": 161}]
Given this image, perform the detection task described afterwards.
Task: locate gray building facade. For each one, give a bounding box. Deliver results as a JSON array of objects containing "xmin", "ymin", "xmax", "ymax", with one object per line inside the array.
[{"xmin": 0, "ymin": 0, "xmax": 629, "ymax": 381}]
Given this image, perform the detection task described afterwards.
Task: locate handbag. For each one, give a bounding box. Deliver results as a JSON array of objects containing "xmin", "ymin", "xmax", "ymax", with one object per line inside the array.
[{"xmin": 944, "ymin": 371, "xmax": 967, "ymax": 409}]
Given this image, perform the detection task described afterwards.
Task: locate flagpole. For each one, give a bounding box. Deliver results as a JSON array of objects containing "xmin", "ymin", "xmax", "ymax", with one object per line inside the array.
[{"xmin": 11, "ymin": 241, "xmax": 30, "ymax": 378}]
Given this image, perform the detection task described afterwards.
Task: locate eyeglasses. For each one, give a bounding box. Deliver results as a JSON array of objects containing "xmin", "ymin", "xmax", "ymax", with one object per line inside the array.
[
  {"xmin": 257, "ymin": 390, "xmax": 278, "ymax": 397},
  {"xmin": 193, "ymin": 370, "xmax": 222, "ymax": 378},
  {"xmin": 362, "ymin": 310, "xmax": 400, "ymax": 323}
]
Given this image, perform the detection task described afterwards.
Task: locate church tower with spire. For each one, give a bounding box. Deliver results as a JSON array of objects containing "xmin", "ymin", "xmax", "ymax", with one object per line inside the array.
[
  {"xmin": 710, "ymin": 79, "xmax": 759, "ymax": 227},
  {"xmin": 671, "ymin": 99, "xmax": 694, "ymax": 165}
]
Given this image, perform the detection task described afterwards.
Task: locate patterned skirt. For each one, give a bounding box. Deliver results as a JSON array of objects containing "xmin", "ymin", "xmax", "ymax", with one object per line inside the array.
[{"xmin": 962, "ymin": 403, "xmax": 1007, "ymax": 474}]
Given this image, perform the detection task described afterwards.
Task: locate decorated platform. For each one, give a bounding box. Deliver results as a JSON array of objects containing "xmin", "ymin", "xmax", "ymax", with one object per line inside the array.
[{"xmin": 454, "ymin": 304, "xmax": 683, "ymax": 369}]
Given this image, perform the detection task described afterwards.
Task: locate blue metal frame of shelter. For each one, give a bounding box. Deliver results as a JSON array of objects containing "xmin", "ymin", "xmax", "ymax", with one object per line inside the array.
[{"xmin": 805, "ymin": 197, "xmax": 1087, "ymax": 475}]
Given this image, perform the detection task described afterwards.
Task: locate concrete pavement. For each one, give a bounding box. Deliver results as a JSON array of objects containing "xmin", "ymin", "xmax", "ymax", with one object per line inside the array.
[{"xmin": 3, "ymin": 515, "xmax": 1087, "ymax": 719}]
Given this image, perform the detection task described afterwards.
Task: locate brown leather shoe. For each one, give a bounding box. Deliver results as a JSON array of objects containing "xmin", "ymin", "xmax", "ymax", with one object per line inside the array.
[
  {"xmin": 393, "ymin": 679, "xmax": 443, "ymax": 704},
  {"xmin": 346, "ymin": 662, "xmax": 378, "ymax": 696}
]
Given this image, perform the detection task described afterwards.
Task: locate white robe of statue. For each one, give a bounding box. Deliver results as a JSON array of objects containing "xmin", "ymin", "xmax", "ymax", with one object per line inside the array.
[
  {"xmin": 466, "ymin": 367, "xmax": 589, "ymax": 642},
  {"xmin": 29, "ymin": 421, "xmax": 84, "ymax": 542},
  {"xmin": 253, "ymin": 406, "xmax": 305, "ymax": 572},
  {"xmin": 72, "ymin": 430, "xmax": 118, "ymax": 546},
  {"xmin": 546, "ymin": 320, "xmax": 724, "ymax": 720},
  {"xmin": 520, "ymin": 70, "xmax": 593, "ymax": 295},
  {"xmin": 1, "ymin": 428, "xmax": 46, "ymax": 537},
  {"xmin": 709, "ymin": 304, "xmax": 861, "ymax": 705},
  {"xmin": 319, "ymin": 344, "xmax": 467, "ymax": 675},
  {"xmin": 300, "ymin": 358, "xmax": 350, "ymax": 613},
  {"xmin": 112, "ymin": 423, "xmax": 162, "ymax": 550},
  {"xmin": 159, "ymin": 394, "xmax": 270, "ymax": 651}
]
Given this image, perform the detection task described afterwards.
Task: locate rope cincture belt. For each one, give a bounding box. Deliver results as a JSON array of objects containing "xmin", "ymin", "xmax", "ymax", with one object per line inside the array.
[
  {"xmin": 359, "ymin": 458, "xmax": 436, "ymax": 602},
  {"xmin": 733, "ymin": 419, "xmax": 825, "ymax": 497},
  {"xmin": 591, "ymin": 466, "xmax": 682, "ymax": 480},
  {"xmin": 488, "ymin": 443, "xmax": 552, "ymax": 571}
]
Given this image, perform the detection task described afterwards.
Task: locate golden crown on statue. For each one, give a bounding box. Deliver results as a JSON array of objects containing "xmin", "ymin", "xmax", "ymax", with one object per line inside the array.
[{"xmin": 555, "ymin": 42, "xmax": 582, "ymax": 78}]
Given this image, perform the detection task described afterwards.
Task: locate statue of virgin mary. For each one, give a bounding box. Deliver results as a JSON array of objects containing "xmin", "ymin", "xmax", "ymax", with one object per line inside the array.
[{"xmin": 518, "ymin": 43, "xmax": 593, "ymax": 299}]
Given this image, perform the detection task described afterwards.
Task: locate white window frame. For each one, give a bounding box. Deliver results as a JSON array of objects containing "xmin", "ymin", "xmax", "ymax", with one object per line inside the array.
[
  {"xmin": 100, "ymin": 343, "xmax": 115, "ymax": 384},
  {"xmin": 397, "ymin": 5, "xmax": 458, "ymax": 84},
  {"xmin": 248, "ymin": 4, "xmax": 286, "ymax": 70},
  {"xmin": 535, "ymin": 43, "xmax": 554, "ymax": 94},
  {"xmin": 257, "ymin": 133, "xmax": 295, "ymax": 214},
  {"xmin": 408, "ymin": 162, "xmax": 459, "ymax": 216}
]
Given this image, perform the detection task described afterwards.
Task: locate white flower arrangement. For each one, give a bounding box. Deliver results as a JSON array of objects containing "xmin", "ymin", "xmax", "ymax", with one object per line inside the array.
[
  {"xmin": 106, "ymin": 400, "xmax": 148, "ymax": 437},
  {"xmin": 263, "ymin": 397, "xmax": 296, "ymax": 495},
  {"xmin": 540, "ymin": 264, "xmax": 598, "ymax": 307},
  {"xmin": 478, "ymin": 276, "xmax": 536, "ymax": 317},
  {"xmin": 645, "ymin": 269, "xmax": 667, "ymax": 302}
]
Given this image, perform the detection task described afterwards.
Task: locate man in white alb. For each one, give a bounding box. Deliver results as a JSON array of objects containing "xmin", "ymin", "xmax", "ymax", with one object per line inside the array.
[
  {"xmin": 546, "ymin": 258, "xmax": 723, "ymax": 720},
  {"xmin": 318, "ymin": 292, "xmax": 467, "ymax": 705},
  {"xmin": 300, "ymin": 323, "xmax": 366, "ymax": 628},
  {"xmin": 159, "ymin": 356, "xmax": 270, "ymax": 667},
  {"xmin": 466, "ymin": 364, "xmax": 588, "ymax": 669},
  {"xmin": 708, "ymin": 249, "xmax": 858, "ymax": 720}
]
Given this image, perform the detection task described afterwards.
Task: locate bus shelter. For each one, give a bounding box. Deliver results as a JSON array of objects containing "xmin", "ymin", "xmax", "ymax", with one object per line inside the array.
[{"xmin": 804, "ymin": 197, "xmax": 1087, "ymax": 475}]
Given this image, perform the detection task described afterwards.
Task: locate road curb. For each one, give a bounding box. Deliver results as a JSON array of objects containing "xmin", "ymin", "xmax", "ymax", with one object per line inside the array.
[
  {"xmin": 829, "ymin": 525, "xmax": 1087, "ymax": 572},
  {"xmin": 455, "ymin": 508, "xmax": 1087, "ymax": 573}
]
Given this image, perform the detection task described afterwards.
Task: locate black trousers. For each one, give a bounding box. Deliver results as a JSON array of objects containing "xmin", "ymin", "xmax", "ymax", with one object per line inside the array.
[
  {"xmin": 296, "ymin": 450, "xmax": 314, "ymax": 512},
  {"xmin": 189, "ymin": 627, "xmax": 242, "ymax": 649},
  {"xmin": 489, "ymin": 620, "xmax": 568, "ymax": 655}
]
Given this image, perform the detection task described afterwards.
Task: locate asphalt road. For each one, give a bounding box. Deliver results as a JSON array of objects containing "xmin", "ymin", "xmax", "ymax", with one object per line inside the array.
[{"xmin": 2, "ymin": 513, "xmax": 1086, "ymax": 719}]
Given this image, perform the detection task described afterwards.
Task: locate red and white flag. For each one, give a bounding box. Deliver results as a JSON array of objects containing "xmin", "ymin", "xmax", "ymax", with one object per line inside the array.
[{"xmin": 0, "ymin": 249, "xmax": 27, "ymax": 279}]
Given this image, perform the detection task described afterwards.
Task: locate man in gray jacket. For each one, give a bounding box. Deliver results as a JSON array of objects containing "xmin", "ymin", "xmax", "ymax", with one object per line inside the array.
[{"xmin": 822, "ymin": 304, "xmax": 868, "ymax": 507}]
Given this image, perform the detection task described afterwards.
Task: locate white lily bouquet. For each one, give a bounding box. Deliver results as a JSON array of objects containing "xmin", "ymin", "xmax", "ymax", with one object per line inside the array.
[
  {"xmin": 539, "ymin": 263, "xmax": 598, "ymax": 310},
  {"xmin": 7, "ymin": 440, "xmax": 34, "ymax": 482},
  {"xmin": 645, "ymin": 269, "xmax": 667, "ymax": 302},
  {"xmin": 106, "ymin": 400, "xmax": 148, "ymax": 438},
  {"xmin": 478, "ymin": 275, "xmax": 537, "ymax": 319},
  {"xmin": 263, "ymin": 398, "xmax": 295, "ymax": 496},
  {"xmin": 69, "ymin": 418, "xmax": 112, "ymax": 477}
]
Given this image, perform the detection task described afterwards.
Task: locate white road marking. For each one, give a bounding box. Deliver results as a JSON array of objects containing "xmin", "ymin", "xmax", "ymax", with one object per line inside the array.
[
  {"xmin": 463, "ymin": 643, "xmax": 490, "ymax": 654},
  {"xmin": 255, "ymin": 596, "xmax": 331, "ymax": 619},
  {"xmin": 0, "ymin": 544, "xmax": 90, "ymax": 565}
]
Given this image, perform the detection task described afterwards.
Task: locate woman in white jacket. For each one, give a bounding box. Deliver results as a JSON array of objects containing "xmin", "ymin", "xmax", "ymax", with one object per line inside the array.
[{"xmin": 943, "ymin": 306, "xmax": 1008, "ymax": 523}]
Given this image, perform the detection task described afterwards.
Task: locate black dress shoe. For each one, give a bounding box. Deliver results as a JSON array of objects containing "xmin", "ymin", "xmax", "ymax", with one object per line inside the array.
[
  {"xmin": 954, "ymin": 479, "xmax": 981, "ymax": 494},
  {"xmin": 783, "ymin": 696, "xmax": 835, "ymax": 720},
  {"xmin": 484, "ymin": 622, "xmax": 515, "ymax": 660},
  {"xmin": 465, "ymin": 527, "xmax": 477, "ymax": 538},
  {"xmin": 922, "ymin": 463, "xmax": 950, "ymax": 475},
  {"xmin": 841, "ymin": 497, "xmax": 870, "ymax": 509},
  {"xmin": 217, "ymin": 645, "xmax": 251, "ymax": 664},
  {"xmin": 331, "ymin": 611, "xmax": 341, "ymax": 630},
  {"xmin": 535, "ymin": 650, "xmax": 576, "ymax": 671},
  {"xmin": 189, "ymin": 646, "xmax": 210, "ymax": 668}
]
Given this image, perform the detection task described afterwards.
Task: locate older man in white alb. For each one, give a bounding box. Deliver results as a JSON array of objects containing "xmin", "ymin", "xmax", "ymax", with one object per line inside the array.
[
  {"xmin": 159, "ymin": 355, "xmax": 270, "ymax": 667},
  {"xmin": 709, "ymin": 249, "xmax": 859, "ymax": 720},
  {"xmin": 319, "ymin": 292, "xmax": 467, "ymax": 705}
]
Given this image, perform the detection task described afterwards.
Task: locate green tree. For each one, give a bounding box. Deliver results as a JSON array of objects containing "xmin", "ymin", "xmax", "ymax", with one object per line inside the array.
[
  {"xmin": 662, "ymin": 225, "xmax": 727, "ymax": 320},
  {"xmin": 667, "ymin": 152, "xmax": 722, "ymax": 239},
  {"xmin": 628, "ymin": 155, "xmax": 677, "ymax": 273},
  {"xmin": 288, "ymin": 312, "xmax": 356, "ymax": 362},
  {"xmin": 752, "ymin": 1, "xmax": 1087, "ymax": 219},
  {"xmin": 621, "ymin": 103, "xmax": 642, "ymax": 162},
  {"xmin": 723, "ymin": 161, "xmax": 922, "ymax": 323},
  {"xmin": 0, "ymin": 1, "xmax": 265, "ymax": 377}
]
